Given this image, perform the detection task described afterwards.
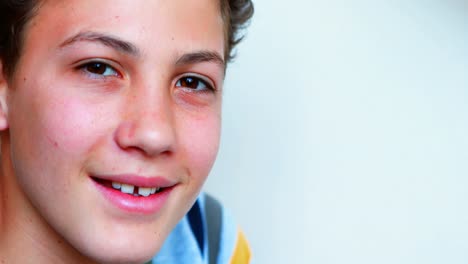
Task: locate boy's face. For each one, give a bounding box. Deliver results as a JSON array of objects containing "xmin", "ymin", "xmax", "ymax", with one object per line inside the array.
[{"xmin": 1, "ymin": 0, "xmax": 224, "ymax": 262}]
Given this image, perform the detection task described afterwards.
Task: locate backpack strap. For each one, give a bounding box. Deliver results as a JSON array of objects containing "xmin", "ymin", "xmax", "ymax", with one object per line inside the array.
[{"xmin": 204, "ymin": 193, "xmax": 223, "ymax": 264}]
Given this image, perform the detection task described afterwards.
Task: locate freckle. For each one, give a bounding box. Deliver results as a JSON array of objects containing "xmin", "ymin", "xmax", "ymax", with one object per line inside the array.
[{"xmin": 171, "ymin": 37, "xmax": 174, "ymax": 41}]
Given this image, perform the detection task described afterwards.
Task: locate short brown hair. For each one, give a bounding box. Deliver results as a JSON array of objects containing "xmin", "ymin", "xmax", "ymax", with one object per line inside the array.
[{"xmin": 0, "ymin": 0, "xmax": 254, "ymax": 77}]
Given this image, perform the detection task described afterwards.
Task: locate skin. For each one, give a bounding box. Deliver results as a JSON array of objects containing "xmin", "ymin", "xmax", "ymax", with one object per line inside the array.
[{"xmin": 0, "ymin": 0, "xmax": 225, "ymax": 263}]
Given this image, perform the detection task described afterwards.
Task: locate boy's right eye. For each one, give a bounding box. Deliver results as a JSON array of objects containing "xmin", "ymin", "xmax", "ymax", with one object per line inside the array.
[{"xmin": 77, "ymin": 61, "xmax": 121, "ymax": 78}]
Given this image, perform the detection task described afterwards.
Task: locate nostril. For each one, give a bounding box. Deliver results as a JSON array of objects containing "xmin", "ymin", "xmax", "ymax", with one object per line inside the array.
[{"xmin": 160, "ymin": 150, "xmax": 172, "ymax": 157}]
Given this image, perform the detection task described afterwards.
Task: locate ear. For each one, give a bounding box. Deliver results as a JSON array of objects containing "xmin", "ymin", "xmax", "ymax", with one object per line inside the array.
[{"xmin": 0, "ymin": 61, "xmax": 9, "ymax": 131}]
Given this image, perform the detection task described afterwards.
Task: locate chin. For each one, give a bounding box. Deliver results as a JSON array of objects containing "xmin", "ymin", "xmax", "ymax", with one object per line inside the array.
[
  {"xmin": 93, "ymin": 253, "xmax": 154, "ymax": 264},
  {"xmin": 72, "ymin": 232, "xmax": 164, "ymax": 264},
  {"xmin": 82, "ymin": 246, "xmax": 158, "ymax": 264}
]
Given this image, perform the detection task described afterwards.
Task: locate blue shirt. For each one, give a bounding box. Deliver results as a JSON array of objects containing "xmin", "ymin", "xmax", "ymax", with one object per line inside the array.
[{"xmin": 152, "ymin": 193, "xmax": 241, "ymax": 264}]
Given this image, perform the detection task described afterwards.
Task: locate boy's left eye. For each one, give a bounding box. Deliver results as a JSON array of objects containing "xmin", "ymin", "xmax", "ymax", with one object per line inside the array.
[{"xmin": 176, "ymin": 76, "xmax": 213, "ymax": 91}]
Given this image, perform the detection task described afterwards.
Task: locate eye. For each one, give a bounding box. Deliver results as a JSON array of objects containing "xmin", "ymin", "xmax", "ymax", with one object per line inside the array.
[
  {"xmin": 78, "ymin": 61, "xmax": 120, "ymax": 78},
  {"xmin": 175, "ymin": 76, "xmax": 214, "ymax": 91}
]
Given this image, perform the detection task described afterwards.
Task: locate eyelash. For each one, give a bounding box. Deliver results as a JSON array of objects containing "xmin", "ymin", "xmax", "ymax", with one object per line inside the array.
[{"xmin": 76, "ymin": 60, "xmax": 216, "ymax": 92}]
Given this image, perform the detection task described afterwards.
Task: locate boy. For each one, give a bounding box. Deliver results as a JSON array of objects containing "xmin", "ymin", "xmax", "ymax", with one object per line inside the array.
[{"xmin": 0, "ymin": 0, "xmax": 253, "ymax": 263}]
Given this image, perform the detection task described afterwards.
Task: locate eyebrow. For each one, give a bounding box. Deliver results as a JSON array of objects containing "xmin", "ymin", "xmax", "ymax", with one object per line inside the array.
[
  {"xmin": 59, "ymin": 31, "xmax": 140, "ymax": 57},
  {"xmin": 59, "ymin": 31, "xmax": 225, "ymax": 70},
  {"xmin": 176, "ymin": 51, "xmax": 225, "ymax": 68}
]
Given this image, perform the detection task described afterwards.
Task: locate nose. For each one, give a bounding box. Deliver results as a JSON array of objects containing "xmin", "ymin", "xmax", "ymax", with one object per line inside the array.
[{"xmin": 114, "ymin": 89, "xmax": 176, "ymax": 157}]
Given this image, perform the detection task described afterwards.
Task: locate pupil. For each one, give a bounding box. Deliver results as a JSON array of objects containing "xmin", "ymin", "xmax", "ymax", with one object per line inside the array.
[
  {"xmin": 87, "ymin": 63, "xmax": 106, "ymax": 75},
  {"xmin": 182, "ymin": 77, "xmax": 198, "ymax": 89}
]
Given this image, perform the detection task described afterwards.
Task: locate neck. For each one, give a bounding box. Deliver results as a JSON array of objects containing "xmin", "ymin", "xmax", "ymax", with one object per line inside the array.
[{"xmin": 0, "ymin": 133, "xmax": 95, "ymax": 264}]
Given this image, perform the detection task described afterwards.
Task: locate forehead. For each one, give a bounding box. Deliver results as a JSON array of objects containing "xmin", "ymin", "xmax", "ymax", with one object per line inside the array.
[{"xmin": 24, "ymin": 0, "xmax": 225, "ymax": 61}]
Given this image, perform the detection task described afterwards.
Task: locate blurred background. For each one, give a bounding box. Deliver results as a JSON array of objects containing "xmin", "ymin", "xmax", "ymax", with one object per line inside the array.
[{"xmin": 204, "ymin": 0, "xmax": 468, "ymax": 263}]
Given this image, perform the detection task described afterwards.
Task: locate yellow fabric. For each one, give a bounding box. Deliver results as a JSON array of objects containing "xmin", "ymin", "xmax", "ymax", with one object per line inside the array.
[{"xmin": 229, "ymin": 230, "xmax": 251, "ymax": 264}]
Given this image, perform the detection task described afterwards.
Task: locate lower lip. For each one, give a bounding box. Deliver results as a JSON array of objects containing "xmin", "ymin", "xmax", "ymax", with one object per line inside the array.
[{"xmin": 93, "ymin": 180, "xmax": 174, "ymax": 214}]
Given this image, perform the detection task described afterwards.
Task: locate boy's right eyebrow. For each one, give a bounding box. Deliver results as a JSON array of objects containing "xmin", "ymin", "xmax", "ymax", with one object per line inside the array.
[{"xmin": 59, "ymin": 31, "xmax": 140, "ymax": 57}]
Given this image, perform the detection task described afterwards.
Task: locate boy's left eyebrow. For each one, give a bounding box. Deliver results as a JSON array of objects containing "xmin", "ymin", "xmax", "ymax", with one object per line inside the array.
[
  {"xmin": 176, "ymin": 51, "xmax": 225, "ymax": 68},
  {"xmin": 59, "ymin": 31, "xmax": 140, "ymax": 57}
]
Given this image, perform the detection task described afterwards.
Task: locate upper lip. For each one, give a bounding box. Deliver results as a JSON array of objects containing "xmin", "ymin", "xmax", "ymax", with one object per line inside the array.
[{"xmin": 91, "ymin": 174, "xmax": 176, "ymax": 188}]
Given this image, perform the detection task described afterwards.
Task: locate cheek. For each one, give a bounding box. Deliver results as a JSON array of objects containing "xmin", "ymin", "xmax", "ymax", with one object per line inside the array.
[
  {"xmin": 179, "ymin": 111, "xmax": 221, "ymax": 180},
  {"xmin": 6, "ymin": 87, "xmax": 106, "ymax": 206},
  {"xmin": 20, "ymin": 103, "xmax": 100, "ymax": 168},
  {"xmin": 9, "ymin": 84, "xmax": 106, "ymax": 167},
  {"xmin": 39, "ymin": 98, "xmax": 104, "ymax": 153}
]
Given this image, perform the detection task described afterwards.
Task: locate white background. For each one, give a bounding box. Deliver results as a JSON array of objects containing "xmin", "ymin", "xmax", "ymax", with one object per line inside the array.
[{"xmin": 204, "ymin": 0, "xmax": 468, "ymax": 263}]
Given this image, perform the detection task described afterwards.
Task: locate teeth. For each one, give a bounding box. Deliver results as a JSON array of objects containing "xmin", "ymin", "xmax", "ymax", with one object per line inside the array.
[
  {"xmin": 111, "ymin": 182, "xmax": 122, "ymax": 190},
  {"xmin": 138, "ymin": 187, "xmax": 152, "ymax": 197},
  {"xmin": 120, "ymin": 184, "xmax": 135, "ymax": 194},
  {"xmin": 110, "ymin": 181, "xmax": 160, "ymax": 196}
]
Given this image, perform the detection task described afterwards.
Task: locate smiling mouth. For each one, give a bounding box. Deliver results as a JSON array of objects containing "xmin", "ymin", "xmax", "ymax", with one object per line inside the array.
[{"xmin": 92, "ymin": 177, "xmax": 166, "ymax": 197}]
